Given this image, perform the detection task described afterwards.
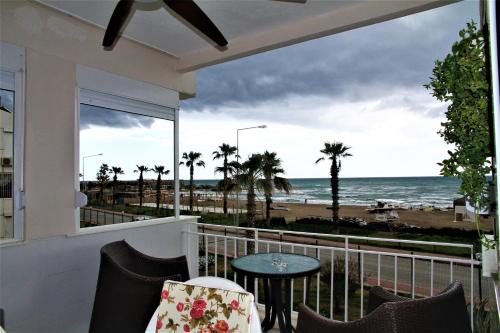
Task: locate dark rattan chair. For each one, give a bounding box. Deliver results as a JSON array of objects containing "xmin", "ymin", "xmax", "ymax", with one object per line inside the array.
[
  {"xmin": 297, "ymin": 282, "xmax": 471, "ymax": 333},
  {"xmin": 89, "ymin": 240, "xmax": 190, "ymax": 333},
  {"xmin": 366, "ymin": 281, "xmax": 471, "ymax": 333},
  {"xmin": 296, "ymin": 303, "xmax": 397, "ymax": 333}
]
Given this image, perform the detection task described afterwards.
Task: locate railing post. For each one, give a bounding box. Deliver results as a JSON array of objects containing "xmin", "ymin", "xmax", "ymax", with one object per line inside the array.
[
  {"xmin": 344, "ymin": 237, "xmax": 349, "ymax": 322},
  {"xmin": 279, "ymin": 232, "xmax": 283, "ymax": 253},
  {"xmin": 254, "ymin": 229, "xmax": 259, "ymax": 254},
  {"xmin": 410, "ymin": 252, "xmax": 414, "ymax": 298}
]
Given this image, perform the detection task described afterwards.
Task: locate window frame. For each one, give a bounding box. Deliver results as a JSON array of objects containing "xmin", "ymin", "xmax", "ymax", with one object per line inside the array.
[
  {"xmin": 0, "ymin": 42, "xmax": 26, "ymax": 242},
  {"xmin": 75, "ymin": 65, "xmax": 180, "ymax": 232}
]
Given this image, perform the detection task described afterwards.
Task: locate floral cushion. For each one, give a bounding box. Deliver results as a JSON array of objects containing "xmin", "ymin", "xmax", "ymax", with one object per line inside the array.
[{"xmin": 156, "ymin": 280, "xmax": 254, "ymax": 333}]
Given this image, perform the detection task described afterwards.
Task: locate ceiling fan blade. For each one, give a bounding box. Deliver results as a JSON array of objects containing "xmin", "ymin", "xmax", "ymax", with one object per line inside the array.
[
  {"xmin": 163, "ymin": 0, "xmax": 228, "ymax": 47},
  {"xmin": 103, "ymin": 0, "xmax": 135, "ymax": 48}
]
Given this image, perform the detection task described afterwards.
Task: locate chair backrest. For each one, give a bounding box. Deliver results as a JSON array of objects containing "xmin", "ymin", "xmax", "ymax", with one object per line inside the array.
[
  {"xmin": 367, "ymin": 285, "xmax": 407, "ymax": 313},
  {"xmin": 89, "ymin": 240, "xmax": 190, "ymax": 333},
  {"xmin": 101, "ymin": 240, "xmax": 190, "ymax": 281},
  {"xmin": 296, "ymin": 304, "xmax": 397, "ymax": 333},
  {"xmin": 368, "ymin": 282, "xmax": 471, "ymax": 333}
]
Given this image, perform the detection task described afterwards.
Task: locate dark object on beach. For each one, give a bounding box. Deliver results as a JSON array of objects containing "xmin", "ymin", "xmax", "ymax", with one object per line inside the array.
[
  {"xmin": 89, "ymin": 240, "xmax": 190, "ymax": 333},
  {"xmin": 366, "ymin": 281, "xmax": 471, "ymax": 333},
  {"xmin": 297, "ymin": 281, "xmax": 471, "ymax": 333},
  {"xmin": 0, "ymin": 308, "xmax": 4, "ymax": 328},
  {"xmin": 454, "ymin": 197, "xmax": 466, "ymax": 208}
]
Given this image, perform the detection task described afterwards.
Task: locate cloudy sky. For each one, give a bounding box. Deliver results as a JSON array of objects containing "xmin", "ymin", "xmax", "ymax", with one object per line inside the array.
[{"xmin": 80, "ymin": 0, "xmax": 479, "ymax": 181}]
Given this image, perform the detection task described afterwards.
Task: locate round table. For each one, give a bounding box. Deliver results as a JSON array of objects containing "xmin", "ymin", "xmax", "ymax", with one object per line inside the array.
[
  {"xmin": 231, "ymin": 253, "xmax": 320, "ymax": 333},
  {"xmin": 145, "ymin": 276, "xmax": 262, "ymax": 333}
]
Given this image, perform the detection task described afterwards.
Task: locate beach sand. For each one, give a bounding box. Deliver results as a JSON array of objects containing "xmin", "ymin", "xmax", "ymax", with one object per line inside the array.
[
  {"xmin": 179, "ymin": 196, "xmax": 494, "ymax": 231},
  {"xmin": 269, "ymin": 202, "xmax": 494, "ymax": 231}
]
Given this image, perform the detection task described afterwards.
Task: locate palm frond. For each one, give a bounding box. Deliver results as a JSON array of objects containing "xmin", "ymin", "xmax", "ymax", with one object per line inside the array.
[{"xmin": 274, "ymin": 176, "xmax": 292, "ymax": 194}]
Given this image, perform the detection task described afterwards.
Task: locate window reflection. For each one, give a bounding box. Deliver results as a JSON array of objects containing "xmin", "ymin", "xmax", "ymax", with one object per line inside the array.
[{"xmin": 0, "ymin": 89, "xmax": 14, "ymax": 238}]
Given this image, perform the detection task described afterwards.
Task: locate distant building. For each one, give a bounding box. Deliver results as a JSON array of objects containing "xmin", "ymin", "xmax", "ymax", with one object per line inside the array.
[{"xmin": 0, "ymin": 106, "xmax": 13, "ymax": 238}]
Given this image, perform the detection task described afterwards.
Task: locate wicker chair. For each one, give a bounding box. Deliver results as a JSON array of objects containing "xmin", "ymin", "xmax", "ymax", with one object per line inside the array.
[
  {"xmin": 296, "ymin": 303, "xmax": 397, "ymax": 333},
  {"xmin": 89, "ymin": 240, "xmax": 190, "ymax": 333},
  {"xmin": 366, "ymin": 281, "xmax": 471, "ymax": 333},
  {"xmin": 297, "ymin": 282, "xmax": 471, "ymax": 333}
]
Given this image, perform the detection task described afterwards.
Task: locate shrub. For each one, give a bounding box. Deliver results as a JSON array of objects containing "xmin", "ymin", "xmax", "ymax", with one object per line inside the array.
[{"xmin": 320, "ymin": 256, "xmax": 363, "ymax": 313}]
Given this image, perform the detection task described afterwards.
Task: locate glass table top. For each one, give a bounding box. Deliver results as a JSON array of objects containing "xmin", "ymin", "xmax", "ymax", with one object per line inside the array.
[{"xmin": 231, "ymin": 253, "xmax": 320, "ymax": 278}]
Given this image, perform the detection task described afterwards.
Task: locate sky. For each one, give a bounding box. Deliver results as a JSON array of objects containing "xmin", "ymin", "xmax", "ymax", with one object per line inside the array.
[{"xmin": 80, "ymin": 0, "xmax": 479, "ymax": 181}]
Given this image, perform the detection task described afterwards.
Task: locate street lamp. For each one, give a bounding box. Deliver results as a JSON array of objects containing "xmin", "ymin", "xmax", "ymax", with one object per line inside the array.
[
  {"xmin": 82, "ymin": 153, "xmax": 103, "ymax": 192},
  {"xmin": 236, "ymin": 125, "xmax": 267, "ymax": 226}
]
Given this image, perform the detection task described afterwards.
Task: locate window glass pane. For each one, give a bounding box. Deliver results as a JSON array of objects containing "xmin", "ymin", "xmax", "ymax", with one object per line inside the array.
[
  {"xmin": 79, "ymin": 103, "xmax": 174, "ymax": 228},
  {"xmin": 0, "ymin": 88, "xmax": 14, "ymax": 238}
]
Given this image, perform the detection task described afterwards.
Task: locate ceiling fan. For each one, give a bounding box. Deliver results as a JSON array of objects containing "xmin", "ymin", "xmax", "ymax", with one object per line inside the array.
[{"xmin": 103, "ymin": 0, "xmax": 306, "ymax": 50}]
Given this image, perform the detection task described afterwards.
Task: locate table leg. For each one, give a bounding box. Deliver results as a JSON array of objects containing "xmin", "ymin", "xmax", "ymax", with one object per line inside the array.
[
  {"xmin": 284, "ymin": 279, "xmax": 292, "ymax": 332},
  {"xmin": 261, "ymin": 278, "xmax": 274, "ymax": 331},
  {"xmin": 271, "ymin": 279, "xmax": 287, "ymax": 333}
]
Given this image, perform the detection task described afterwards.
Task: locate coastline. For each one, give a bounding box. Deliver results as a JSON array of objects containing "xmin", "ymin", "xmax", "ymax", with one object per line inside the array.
[{"xmin": 180, "ymin": 197, "xmax": 494, "ymax": 231}]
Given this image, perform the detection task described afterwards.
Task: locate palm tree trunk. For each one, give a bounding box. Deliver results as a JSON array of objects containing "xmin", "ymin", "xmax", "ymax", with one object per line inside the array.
[
  {"xmin": 189, "ymin": 166, "xmax": 194, "ymax": 213},
  {"xmin": 156, "ymin": 174, "xmax": 161, "ymax": 210},
  {"xmin": 331, "ymin": 158, "xmax": 339, "ymax": 232},
  {"xmin": 223, "ymin": 157, "xmax": 228, "ymax": 215},
  {"xmin": 112, "ymin": 176, "xmax": 117, "ymax": 207},
  {"xmin": 247, "ymin": 183, "xmax": 256, "ymax": 254},
  {"xmin": 139, "ymin": 172, "xmax": 144, "ymax": 209},
  {"xmin": 265, "ymin": 194, "xmax": 272, "ymax": 226}
]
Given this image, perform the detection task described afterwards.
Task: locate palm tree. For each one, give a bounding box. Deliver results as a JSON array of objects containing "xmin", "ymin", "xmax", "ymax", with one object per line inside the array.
[
  {"xmin": 261, "ymin": 151, "xmax": 292, "ymax": 226},
  {"xmin": 134, "ymin": 165, "xmax": 150, "ymax": 209},
  {"xmin": 152, "ymin": 165, "xmax": 170, "ymax": 210},
  {"xmin": 180, "ymin": 152, "xmax": 205, "ymax": 213},
  {"xmin": 96, "ymin": 163, "xmax": 110, "ymax": 203},
  {"xmin": 110, "ymin": 166, "xmax": 124, "ymax": 207},
  {"xmin": 315, "ymin": 142, "xmax": 352, "ymax": 230},
  {"xmin": 236, "ymin": 154, "xmax": 266, "ymax": 253},
  {"xmin": 213, "ymin": 143, "xmax": 238, "ymax": 215}
]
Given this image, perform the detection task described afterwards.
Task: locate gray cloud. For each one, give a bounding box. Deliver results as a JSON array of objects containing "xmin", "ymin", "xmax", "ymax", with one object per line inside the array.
[
  {"xmin": 80, "ymin": 104, "xmax": 155, "ymax": 130},
  {"xmin": 181, "ymin": 1, "xmax": 478, "ymax": 121}
]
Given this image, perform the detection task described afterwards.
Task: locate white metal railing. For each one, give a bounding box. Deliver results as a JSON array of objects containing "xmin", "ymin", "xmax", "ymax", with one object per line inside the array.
[{"xmin": 186, "ymin": 222, "xmax": 483, "ymax": 330}]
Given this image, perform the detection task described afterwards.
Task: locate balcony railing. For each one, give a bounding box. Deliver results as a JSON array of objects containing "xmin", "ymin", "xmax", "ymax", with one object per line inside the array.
[{"xmin": 186, "ymin": 222, "xmax": 486, "ymax": 330}]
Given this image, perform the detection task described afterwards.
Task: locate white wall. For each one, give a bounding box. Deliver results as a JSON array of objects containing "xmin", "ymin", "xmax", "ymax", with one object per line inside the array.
[
  {"xmin": 0, "ymin": 217, "xmax": 199, "ymax": 332},
  {"xmin": 0, "ymin": 1, "xmax": 200, "ymax": 332}
]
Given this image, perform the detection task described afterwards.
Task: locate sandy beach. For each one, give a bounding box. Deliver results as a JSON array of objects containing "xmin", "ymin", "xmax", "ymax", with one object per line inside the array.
[{"xmin": 175, "ymin": 196, "xmax": 494, "ymax": 231}]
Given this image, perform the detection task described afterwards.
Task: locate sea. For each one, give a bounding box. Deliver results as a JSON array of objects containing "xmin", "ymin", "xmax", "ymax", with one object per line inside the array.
[{"xmin": 193, "ymin": 176, "xmax": 462, "ymax": 208}]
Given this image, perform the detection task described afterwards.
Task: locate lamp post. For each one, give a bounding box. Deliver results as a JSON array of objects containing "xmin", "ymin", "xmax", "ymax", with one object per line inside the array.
[
  {"xmin": 82, "ymin": 153, "xmax": 103, "ymax": 193},
  {"xmin": 236, "ymin": 125, "xmax": 267, "ymax": 226}
]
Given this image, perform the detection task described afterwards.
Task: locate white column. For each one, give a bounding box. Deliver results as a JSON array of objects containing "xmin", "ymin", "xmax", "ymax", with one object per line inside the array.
[
  {"xmin": 486, "ymin": 0, "xmax": 500, "ymax": 275},
  {"xmin": 174, "ymin": 108, "xmax": 180, "ymax": 218}
]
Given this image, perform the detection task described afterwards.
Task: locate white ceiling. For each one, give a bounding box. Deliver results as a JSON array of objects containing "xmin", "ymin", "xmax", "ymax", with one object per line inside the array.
[
  {"xmin": 38, "ymin": 0, "xmax": 363, "ymax": 57},
  {"xmin": 37, "ymin": 0, "xmax": 454, "ymax": 71}
]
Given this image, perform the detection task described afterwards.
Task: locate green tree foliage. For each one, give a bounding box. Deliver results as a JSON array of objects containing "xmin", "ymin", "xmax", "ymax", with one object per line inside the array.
[
  {"xmin": 110, "ymin": 166, "xmax": 124, "ymax": 206},
  {"xmin": 134, "ymin": 165, "xmax": 150, "ymax": 209},
  {"xmin": 316, "ymin": 142, "xmax": 352, "ymax": 231},
  {"xmin": 213, "ymin": 143, "xmax": 238, "ymax": 215},
  {"xmin": 424, "ymin": 21, "xmax": 493, "ymax": 247},
  {"xmin": 235, "ymin": 154, "xmax": 266, "ymax": 253},
  {"xmin": 96, "ymin": 163, "xmax": 110, "ymax": 203},
  {"xmin": 180, "ymin": 152, "xmax": 205, "ymax": 213},
  {"xmin": 320, "ymin": 257, "xmax": 361, "ymax": 314},
  {"xmin": 261, "ymin": 151, "xmax": 292, "ymax": 226},
  {"xmin": 153, "ymin": 165, "xmax": 170, "ymax": 210}
]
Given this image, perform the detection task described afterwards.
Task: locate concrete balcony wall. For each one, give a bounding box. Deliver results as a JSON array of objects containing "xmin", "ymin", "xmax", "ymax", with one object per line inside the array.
[{"xmin": 0, "ymin": 217, "xmax": 199, "ymax": 333}]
